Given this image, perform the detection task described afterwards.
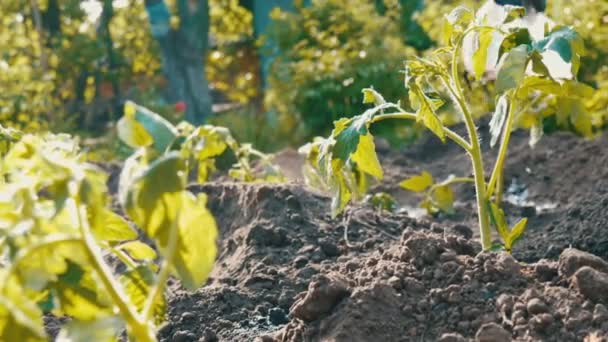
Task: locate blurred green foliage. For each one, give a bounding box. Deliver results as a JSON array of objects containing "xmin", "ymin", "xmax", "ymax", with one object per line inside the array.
[{"xmin": 263, "ymin": 0, "xmax": 427, "ymax": 145}]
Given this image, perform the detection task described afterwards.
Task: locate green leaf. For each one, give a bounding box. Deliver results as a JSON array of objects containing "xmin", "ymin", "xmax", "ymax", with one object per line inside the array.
[
  {"xmin": 361, "ymin": 88, "xmax": 385, "ymax": 105},
  {"xmin": 124, "ymin": 101, "xmax": 178, "ymax": 153},
  {"xmin": 532, "ymin": 27, "xmax": 584, "ymax": 65},
  {"xmin": 119, "ymin": 266, "xmax": 166, "ymax": 325},
  {"xmin": 443, "ymin": 6, "xmax": 473, "ymax": 44},
  {"xmin": 0, "ymin": 281, "xmax": 46, "ymax": 341},
  {"xmin": 488, "ymin": 201, "xmax": 509, "ymax": 242},
  {"xmin": 55, "ymin": 316, "xmax": 121, "ymax": 342},
  {"xmin": 123, "ymin": 152, "xmax": 186, "ymax": 239},
  {"xmin": 350, "ymin": 134, "xmax": 383, "ymax": 180},
  {"xmin": 116, "ymin": 115, "xmax": 153, "ymax": 149},
  {"xmin": 50, "ymin": 262, "xmax": 113, "ymax": 321},
  {"xmin": 496, "ymin": 45, "xmax": 529, "ymax": 94},
  {"xmin": 490, "ymin": 93, "xmax": 509, "ymax": 147},
  {"xmin": 92, "ymin": 209, "xmax": 137, "ymax": 242},
  {"xmin": 118, "ymin": 241, "xmax": 157, "ymax": 261},
  {"xmin": 498, "ymin": 28, "xmax": 531, "ymax": 61},
  {"xmin": 409, "ymin": 86, "xmax": 445, "ymax": 141},
  {"xmin": 432, "ymin": 185, "xmax": 455, "ymax": 214},
  {"xmin": 502, "ymin": 5, "xmax": 526, "ymax": 24},
  {"xmin": 529, "ymin": 51, "xmax": 550, "ymax": 77},
  {"xmin": 172, "ymin": 193, "xmax": 218, "ymax": 290},
  {"xmin": 505, "ymin": 218, "xmax": 528, "ymax": 252},
  {"xmin": 400, "ymin": 171, "xmax": 434, "ymax": 192},
  {"xmin": 472, "ymin": 28, "xmax": 495, "ymax": 80}
]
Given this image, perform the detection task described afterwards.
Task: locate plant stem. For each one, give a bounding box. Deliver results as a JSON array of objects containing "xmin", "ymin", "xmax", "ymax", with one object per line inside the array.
[
  {"xmin": 142, "ymin": 202, "xmax": 180, "ymax": 322},
  {"xmin": 447, "ymin": 33, "xmax": 493, "ymax": 250},
  {"xmin": 372, "ymin": 112, "xmax": 472, "ymax": 152},
  {"xmin": 487, "ymin": 100, "xmax": 515, "ymax": 199},
  {"xmin": 72, "ymin": 200, "xmax": 155, "ymax": 342}
]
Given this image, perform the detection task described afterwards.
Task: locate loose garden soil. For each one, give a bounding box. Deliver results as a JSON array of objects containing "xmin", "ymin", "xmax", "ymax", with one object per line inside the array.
[{"xmin": 150, "ymin": 126, "xmax": 608, "ymax": 342}]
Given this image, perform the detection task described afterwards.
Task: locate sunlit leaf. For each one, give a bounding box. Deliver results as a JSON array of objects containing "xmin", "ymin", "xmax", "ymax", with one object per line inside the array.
[
  {"xmin": 55, "ymin": 316, "xmax": 121, "ymax": 342},
  {"xmin": 400, "ymin": 171, "xmax": 433, "ymax": 192},
  {"xmin": 119, "ymin": 266, "xmax": 165, "ymax": 325},
  {"xmin": 472, "ymin": 28, "xmax": 494, "ymax": 80},
  {"xmin": 116, "ymin": 115, "xmax": 153, "ymax": 149},
  {"xmin": 432, "ymin": 185, "xmax": 454, "ymax": 214},
  {"xmin": 172, "ymin": 193, "xmax": 218, "ymax": 290},
  {"xmin": 505, "ymin": 217, "xmax": 528, "ymax": 252},
  {"xmin": 490, "ymin": 93, "xmax": 509, "ymax": 147},
  {"xmin": 118, "ymin": 241, "xmax": 157, "ymax": 261},
  {"xmin": 92, "ymin": 209, "xmax": 137, "ymax": 242},
  {"xmin": 502, "ymin": 5, "xmax": 526, "ymax": 24},
  {"xmin": 361, "ymin": 88, "xmax": 385, "ymax": 105},
  {"xmin": 488, "ymin": 202, "xmax": 509, "ymax": 241},
  {"xmin": 351, "ymin": 134, "xmax": 383, "ymax": 180},
  {"xmin": 496, "ymin": 44, "xmax": 529, "ymax": 93},
  {"xmin": 122, "ymin": 101, "xmax": 178, "ymax": 153}
]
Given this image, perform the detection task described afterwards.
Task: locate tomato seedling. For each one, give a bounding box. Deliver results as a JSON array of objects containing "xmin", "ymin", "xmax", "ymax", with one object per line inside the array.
[{"xmin": 300, "ymin": 5, "xmax": 594, "ymax": 251}]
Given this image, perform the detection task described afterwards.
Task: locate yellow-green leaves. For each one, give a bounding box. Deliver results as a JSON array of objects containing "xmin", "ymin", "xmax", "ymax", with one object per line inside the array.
[
  {"xmin": 361, "ymin": 88, "xmax": 386, "ymax": 106},
  {"xmin": 56, "ymin": 316, "xmax": 121, "ymax": 342},
  {"xmin": 443, "ymin": 6, "xmax": 473, "ymax": 45},
  {"xmin": 407, "ymin": 84, "xmax": 446, "ymax": 142},
  {"xmin": 172, "ymin": 192, "xmax": 217, "ymax": 289},
  {"xmin": 399, "ymin": 172, "xmax": 460, "ymax": 215},
  {"xmin": 118, "ymin": 101, "xmax": 178, "ymax": 152},
  {"xmin": 399, "ymin": 171, "xmax": 433, "ymax": 192},
  {"xmin": 488, "ymin": 202, "xmax": 528, "ymax": 252},
  {"xmin": 350, "ymin": 134, "xmax": 383, "ymax": 180},
  {"xmin": 472, "ymin": 28, "xmax": 495, "ymax": 80},
  {"xmin": 118, "ymin": 241, "xmax": 157, "ymax": 262},
  {"xmin": 120, "ymin": 267, "xmax": 166, "ymax": 325}
]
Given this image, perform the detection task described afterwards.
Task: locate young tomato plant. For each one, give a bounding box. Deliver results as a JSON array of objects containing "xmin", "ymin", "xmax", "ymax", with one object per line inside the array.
[
  {"xmin": 118, "ymin": 101, "xmax": 284, "ymax": 183},
  {"xmin": 300, "ymin": 5, "xmax": 593, "ymax": 252},
  {"xmin": 0, "ymin": 119, "xmax": 220, "ymax": 339}
]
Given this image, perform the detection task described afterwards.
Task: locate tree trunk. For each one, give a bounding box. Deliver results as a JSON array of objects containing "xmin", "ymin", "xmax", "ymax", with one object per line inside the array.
[{"xmin": 145, "ymin": 0, "xmax": 211, "ymax": 125}]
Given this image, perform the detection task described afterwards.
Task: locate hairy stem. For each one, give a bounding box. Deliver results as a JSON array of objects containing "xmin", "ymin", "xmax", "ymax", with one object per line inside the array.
[
  {"xmin": 447, "ymin": 32, "xmax": 493, "ymax": 250},
  {"xmin": 142, "ymin": 202, "xmax": 180, "ymax": 322},
  {"xmin": 372, "ymin": 112, "xmax": 472, "ymax": 152},
  {"xmin": 72, "ymin": 199, "xmax": 155, "ymax": 342}
]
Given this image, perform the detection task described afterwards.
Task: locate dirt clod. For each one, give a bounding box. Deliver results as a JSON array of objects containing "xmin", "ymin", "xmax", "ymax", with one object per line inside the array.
[
  {"xmin": 572, "ymin": 266, "xmax": 608, "ymax": 303},
  {"xmin": 559, "ymin": 248, "xmax": 608, "ymax": 277},
  {"xmin": 289, "ymin": 274, "xmax": 350, "ymax": 322},
  {"xmin": 475, "ymin": 322, "xmax": 511, "ymax": 342}
]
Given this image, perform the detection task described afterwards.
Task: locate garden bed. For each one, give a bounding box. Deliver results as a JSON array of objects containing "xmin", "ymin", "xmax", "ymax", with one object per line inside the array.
[{"xmin": 155, "ymin": 128, "xmax": 608, "ymax": 341}]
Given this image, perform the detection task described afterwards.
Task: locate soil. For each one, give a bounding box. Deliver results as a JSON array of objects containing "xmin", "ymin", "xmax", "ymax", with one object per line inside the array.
[{"xmin": 152, "ymin": 126, "xmax": 608, "ymax": 341}]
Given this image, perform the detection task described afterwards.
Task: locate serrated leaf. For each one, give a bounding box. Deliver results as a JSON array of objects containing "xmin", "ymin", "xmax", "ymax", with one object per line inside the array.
[
  {"xmin": 490, "ymin": 94, "xmax": 509, "ymax": 147},
  {"xmin": 119, "ymin": 266, "xmax": 166, "ymax": 325},
  {"xmin": 56, "ymin": 316, "xmax": 121, "ymax": 342},
  {"xmin": 351, "ymin": 134, "xmax": 383, "ymax": 180},
  {"xmin": 505, "ymin": 218, "xmax": 528, "ymax": 252},
  {"xmin": 472, "ymin": 28, "xmax": 495, "ymax": 80},
  {"xmin": 118, "ymin": 241, "xmax": 157, "ymax": 261},
  {"xmin": 496, "ymin": 45, "xmax": 529, "ymax": 94},
  {"xmin": 400, "ymin": 171, "xmax": 433, "ymax": 192},
  {"xmin": 444, "ymin": 6, "xmax": 473, "ymax": 43}
]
